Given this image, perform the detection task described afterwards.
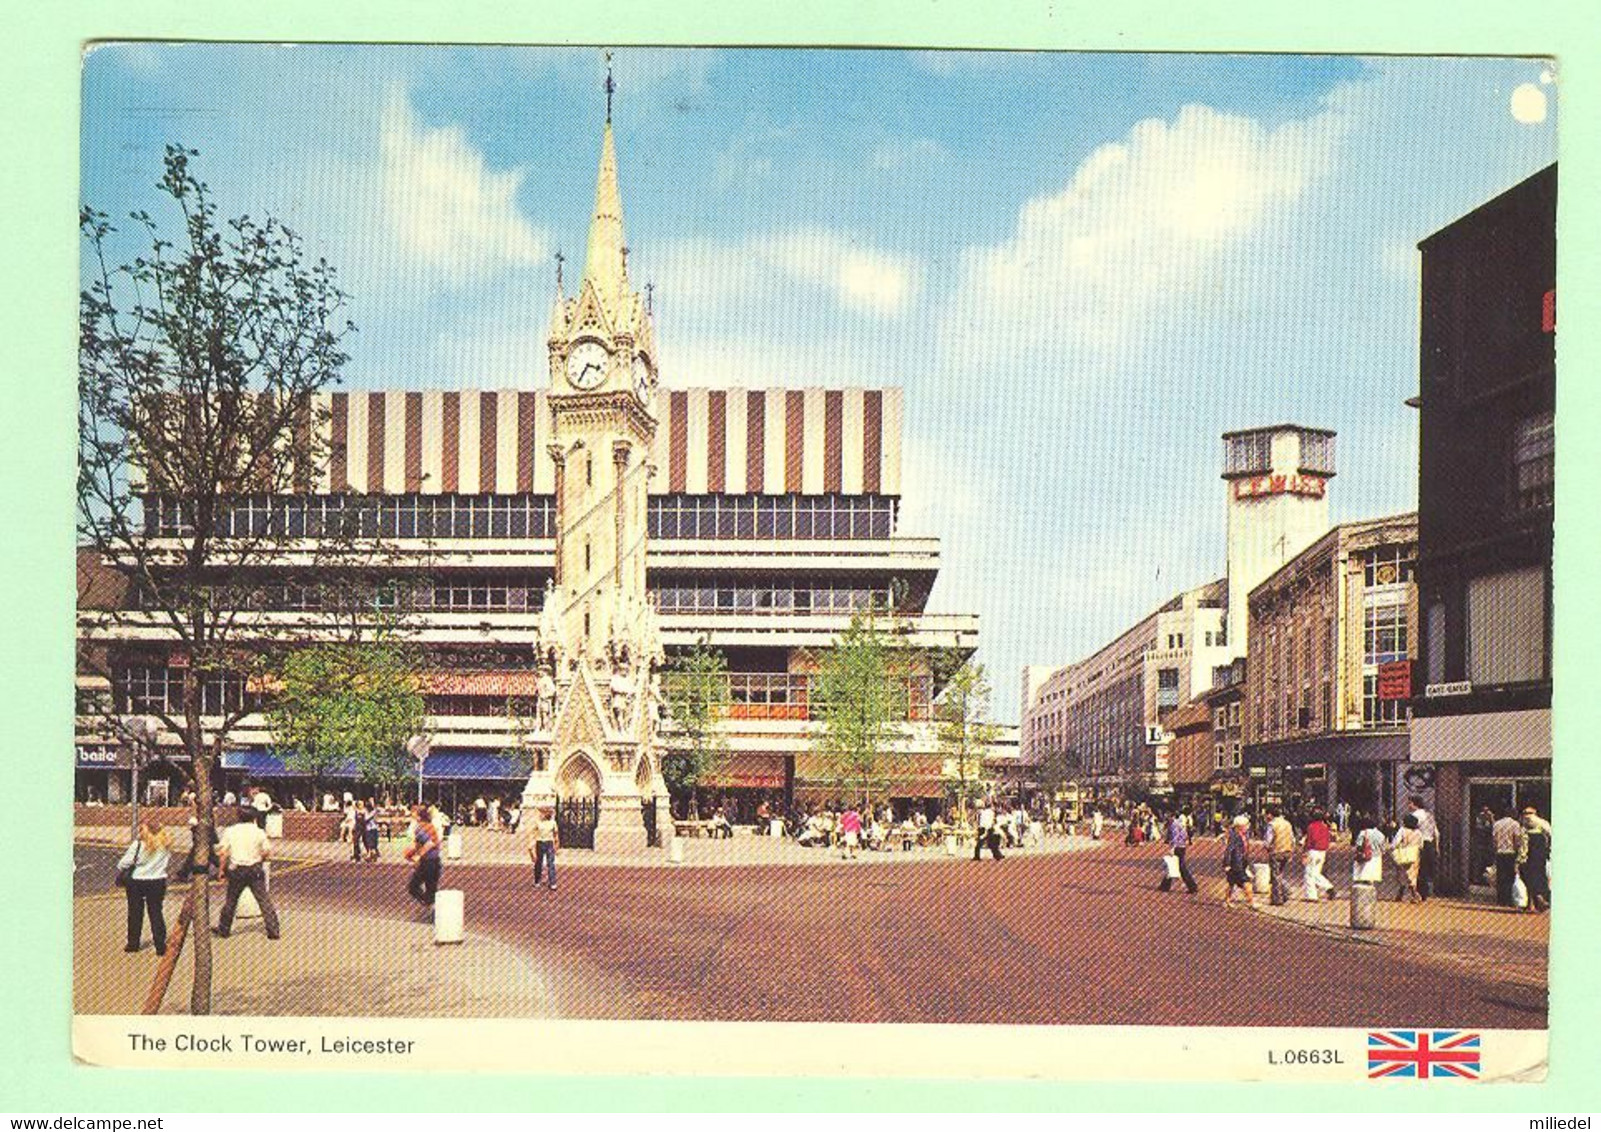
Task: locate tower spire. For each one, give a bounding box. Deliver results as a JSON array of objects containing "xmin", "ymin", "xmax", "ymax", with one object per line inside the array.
[{"xmin": 581, "ymin": 59, "xmax": 629, "ymax": 324}]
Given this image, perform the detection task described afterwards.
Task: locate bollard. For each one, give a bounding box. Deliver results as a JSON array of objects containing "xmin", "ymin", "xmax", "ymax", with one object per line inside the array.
[
  {"xmin": 446, "ymin": 830, "xmax": 463, "ymax": 860},
  {"xmin": 1349, "ymin": 882, "xmax": 1377, "ymax": 930},
  {"xmin": 1251, "ymin": 862, "xmax": 1271, "ymax": 895},
  {"xmin": 433, "ymin": 889, "xmax": 464, "ymax": 944},
  {"xmin": 668, "ymin": 836, "xmax": 684, "ymax": 863}
]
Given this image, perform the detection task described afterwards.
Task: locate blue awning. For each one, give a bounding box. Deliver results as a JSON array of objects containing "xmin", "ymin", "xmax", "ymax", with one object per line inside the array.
[
  {"xmin": 220, "ymin": 750, "xmax": 357, "ymax": 778},
  {"xmin": 421, "ymin": 753, "xmax": 523, "ymax": 780},
  {"xmin": 219, "ymin": 750, "xmax": 520, "ymax": 780}
]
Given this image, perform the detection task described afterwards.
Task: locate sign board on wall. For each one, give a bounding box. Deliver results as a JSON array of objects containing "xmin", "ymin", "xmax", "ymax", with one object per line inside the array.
[
  {"xmin": 1232, "ymin": 473, "xmax": 1327, "ymax": 500},
  {"xmin": 1377, "ymin": 661, "xmax": 1412, "ymax": 701}
]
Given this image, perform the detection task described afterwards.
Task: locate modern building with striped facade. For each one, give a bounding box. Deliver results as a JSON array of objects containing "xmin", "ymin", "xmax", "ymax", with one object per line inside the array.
[{"xmin": 76, "ymin": 101, "xmax": 977, "ymax": 830}]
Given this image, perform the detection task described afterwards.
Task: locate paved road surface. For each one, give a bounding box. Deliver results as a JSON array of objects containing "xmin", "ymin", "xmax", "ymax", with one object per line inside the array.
[{"xmin": 267, "ymin": 839, "xmax": 1547, "ymax": 1028}]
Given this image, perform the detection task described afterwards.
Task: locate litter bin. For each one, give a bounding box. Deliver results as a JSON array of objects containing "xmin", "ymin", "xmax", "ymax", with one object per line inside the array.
[
  {"xmin": 668, "ymin": 836, "xmax": 684, "ymax": 863},
  {"xmin": 1250, "ymin": 862, "xmax": 1271, "ymax": 895},
  {"xmin": 446, "ymin": 830, "xmax": 463, "ymax": 860},
  {"xmin": 264, "ymin": 812, "xmax": 284, "ymax": 839},
  {"xmin": 1029, "ymin": 820, "xmax": 1044, "ymax": 847},
  {"xmin": 769, "ymin": 818, "xmax": 785, "ymax": 839},
  {"xmin": 1349, "ymin": 882, "xmax": 1377, "ymax": 930},
  {"xmin": 434, "ymin": 889, "xmax": 464, "ymax": 944},
  {"xmin": 943, "ymin": 835, "xmax": 957, "ymax": 857}
]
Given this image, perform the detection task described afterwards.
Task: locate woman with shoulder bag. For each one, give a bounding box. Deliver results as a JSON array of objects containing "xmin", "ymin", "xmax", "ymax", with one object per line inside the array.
[
  {"xmin": 115, "ymin": 819, "xmax": 173, "ymax": 955},
  {"xmin": 1390, "ymin": 813, "xmax": 1424, "ymax": 904}
]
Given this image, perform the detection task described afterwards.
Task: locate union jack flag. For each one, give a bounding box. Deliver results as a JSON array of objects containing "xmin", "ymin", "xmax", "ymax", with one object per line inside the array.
[{"xmin": 1367, "ymin": 1030, "xmax": 1482, "ymax": 1080}]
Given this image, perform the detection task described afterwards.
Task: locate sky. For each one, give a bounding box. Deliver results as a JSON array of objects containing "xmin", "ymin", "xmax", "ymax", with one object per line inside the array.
[{"xmin": 80, "ymin": 46, "xmax": 1557, "ymax": 718}]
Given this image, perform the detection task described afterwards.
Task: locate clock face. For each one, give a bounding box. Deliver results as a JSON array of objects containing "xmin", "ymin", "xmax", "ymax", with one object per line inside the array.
[
  {"xmin": 566, "ymin": 341, "xmax": 609, "ymax": 390},
  {"xmin": 631, "ymin": 356, "xmax": 652, "ymax": 402}
]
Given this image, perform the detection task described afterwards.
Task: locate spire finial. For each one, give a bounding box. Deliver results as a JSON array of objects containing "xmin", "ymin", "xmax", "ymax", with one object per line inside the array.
[
  {"xmin": 645, "ymin": 281, "xmax": 654, "ymax": 315},
  {"xmin": 604, "ymin": 51, "xmax": 615, "ymax": 123},
  {"xmin": 554, "ymin": 248, "xmax": 565, "ymax": 295}
]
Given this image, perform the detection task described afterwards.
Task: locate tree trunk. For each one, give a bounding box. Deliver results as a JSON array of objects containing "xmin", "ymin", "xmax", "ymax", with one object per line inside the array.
[{"xmin": 184, "ymin": 666, "xmax": 213, "ymax": 1015}]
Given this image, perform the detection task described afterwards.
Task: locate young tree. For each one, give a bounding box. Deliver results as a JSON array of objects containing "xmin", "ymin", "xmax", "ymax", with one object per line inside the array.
[
  {"xmin": 937, "ymin": 661, "xmax": 1000, "ymax": 823},
  {"xmin": 266, "ymin": 635, "xmax": 426, "ymax": 809},
  {"xmin": 79, "ymin": 146, "xmax": 361, "ymax": 1013},
  {"xmin": 812, "ymin": 612, "xmax": 910, "ymax": 813},
  {"xmin": 659, "ymin": 638, "xmax": 729, "ymax": 817}
]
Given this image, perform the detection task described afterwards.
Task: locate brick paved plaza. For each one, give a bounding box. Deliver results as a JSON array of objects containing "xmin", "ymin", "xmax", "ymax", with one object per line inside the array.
[{"xmin": 75, "ymin": 829, "xmax": 1546, "ymax": 1027}]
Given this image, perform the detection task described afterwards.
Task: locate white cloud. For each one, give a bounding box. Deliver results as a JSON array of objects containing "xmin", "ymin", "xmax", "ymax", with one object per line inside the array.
[
  {"xmin": 378, "ymin": 87, "xmax": 550, "ymax": 284},
  {"xmin": 872, "ymin": 136, "xmax": 949, "ymax": 170},
  {"xmin": 655, "ymin": 229, "xmax": 921, "ymax": 317},
  {"xmin": 941, "ymin": 102, "xmax": 1343, "ymax": 361}
]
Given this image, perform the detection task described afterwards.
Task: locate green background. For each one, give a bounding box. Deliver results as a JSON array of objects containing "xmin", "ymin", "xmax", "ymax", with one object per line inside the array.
[{"xmin": 4, "ymin": 0, "xmax": 1597, "ymax": 1112}]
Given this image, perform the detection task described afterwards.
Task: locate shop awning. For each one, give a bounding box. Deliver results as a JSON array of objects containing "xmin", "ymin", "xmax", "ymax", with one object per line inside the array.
[
  {"xmin": 423, "ymin": 671, "xmax": 542, "ymax": 697},
  {"xmin": 220, "ymin": 749, "xmax": 523, "ymax": 780},
  {"xmin": 703, "ymin": 754, "xmax": 787, "ymax": 789},
  {"xmin": 421, "ymin": 753, "xmax": 524, "ymax": 780},
  {"xmin": 220, "ymin": 750, "xmax": 357, "ymax": 778},
  {"xmin": 1410, "ymin": 709, "xmax": 1551, "ymax": 763},
  {"xmin": 1243, "ymin": 732, "xmax": 1409, "ymax": 770}
]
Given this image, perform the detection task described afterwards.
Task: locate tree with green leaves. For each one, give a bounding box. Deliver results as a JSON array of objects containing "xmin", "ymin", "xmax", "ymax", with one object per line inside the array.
[
  {"xmin": 267, "ymin": 636, "xmax": 426, "ymax": 807},
  {"xmin": 659, "ymin": 638, "xmax": 729, "ymax": 817},
  {"xmin": 812, "ymin": 612, "xmax": 910, "ymax": 812},
  {"xmin": 937, "ymin": 660, "xmax": 1000, "ymax": 823},
  {"xmin": 79, "ymin": 145, "xmax": 363, "ymax": 1013}
]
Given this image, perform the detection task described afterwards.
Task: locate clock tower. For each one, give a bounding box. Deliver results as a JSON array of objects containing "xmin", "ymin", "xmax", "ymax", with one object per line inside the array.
[{"xmin": 522, "ymin": 81, "xmax": 668, "ymax": 853}]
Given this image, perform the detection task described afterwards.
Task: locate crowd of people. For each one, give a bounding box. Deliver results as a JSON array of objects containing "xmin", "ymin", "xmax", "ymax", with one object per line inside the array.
[{"xmin": 1107, "ymin": 793, "xmax": 1553, "ymax": 914}]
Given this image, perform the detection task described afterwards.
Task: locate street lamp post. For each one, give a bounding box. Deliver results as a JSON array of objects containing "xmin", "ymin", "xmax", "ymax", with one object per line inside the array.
[
  {"xmin": 119, "ymin": 715, "xmax": 159, "ymax": 840},
  {"xmin": 406, "ymin": 734, "xmax": 431, "ymax": 806}
]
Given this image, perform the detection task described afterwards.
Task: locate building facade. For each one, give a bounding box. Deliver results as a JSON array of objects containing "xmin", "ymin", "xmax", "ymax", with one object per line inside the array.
[
  {"xmin": 1409, "ymin": 164, "xmax": 1555, "ymax": 896},
  {"xmin": 75, "ymin": 104, "xmax": 980, "ymax": 836},
  {"xmin": 1242, "ymin": 513, "xmax": 1419, "ymax": 820}
]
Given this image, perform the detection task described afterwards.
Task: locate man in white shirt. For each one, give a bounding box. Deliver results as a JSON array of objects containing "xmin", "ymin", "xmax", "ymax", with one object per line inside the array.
[
  {"xmin": 1491, "ymin": 807, "xmax": 1525, "ymax": 907},
  {"xmin": 215, "ymin": 809, "xmax": 281, "ymax": 939},
  {"xmin": 973, "ymin": 802, "xmax": 1002, "ymax": 860},
  {"xmin": 1409, "ymin": 795, "xmax": 1441, "ymax": 901}
]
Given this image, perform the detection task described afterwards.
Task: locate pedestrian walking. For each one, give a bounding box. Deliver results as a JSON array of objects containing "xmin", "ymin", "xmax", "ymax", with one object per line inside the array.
[
  {"xmin": 973, "ymin": 802, "xmax": 1001, "ymax": 860},
  {"xmin": 404, "ymin": 804, "xmax": 443, "ymax": 910},
  {"xmin": 1221, "ymin": 814, "xmax": 1254, "ymax": 908},
  {"xmin": 1090, "ymin": 809, "xmax": 1104, "ymax": 841},
  {"xmin": 116, "ymin": 819, "xmax": 172, "ymax": 954},
  {"xmin": 1409, "ymin": 795, "xmax": 1440, "ymax": 901},
  {"xmin": 1158, "ymin": 809, "xmax": 1198, "ymax": 895},
  {"xmin": 361, "ymin": 799, "xmax": 381, "ymax": 861},
  {"xmin": 1350, "ymin": 813, "xmax": 1387, "ymax": 888},
  {"xmin": 1390, "ymin": 814, "xmax": 1424, "ymax": 904},
  {"xmin": 526, "ymin": 806, "xmax": 559, "ymax": 890},
  {"xmin": 1519, "ymin": 806, "xmax": 1552, "ymax": 913},
  {"xmin": 839, "ymin": 803, "xmax": 862, "ymax": 860},
  {"xmin": 1263, "ymin": 805, "xmax": 1296, "ymax": 906},
  {"xmin": 351, "ymin": 801, "xmax": 367, "ymax": 863},
  {"xmin": 1301, "ymin": 809, "xmax": 1336, "ymax": 901},
  {"xmin": 214, "ymin": 808, "xmax": 281, "ymax": 940},
  {"xmin": 1491, "ymin": 806, "xmax": 1525, "ymax": 907}
]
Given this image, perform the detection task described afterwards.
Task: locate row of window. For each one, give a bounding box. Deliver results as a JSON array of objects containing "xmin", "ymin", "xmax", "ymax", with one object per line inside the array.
[
  {"xmin": 115, "ymin": 666, "xmax": 259, "ymax": 717},
  {"xmin": 648, "ymin": 494, "xmax": 897, "ymax": 540},
  {"xmin": 143, "ymin": 492, "xmax": 901, "ymax": 542},
  {"xmin": 654, "ymin": 580, "xmax": 895, "ymax": 616}
]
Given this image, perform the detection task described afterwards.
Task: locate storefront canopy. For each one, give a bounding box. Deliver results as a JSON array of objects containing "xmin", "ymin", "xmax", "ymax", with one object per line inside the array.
[{"xmin": 220, "ymin": 750, "xmax": 524, "ymax": 780}]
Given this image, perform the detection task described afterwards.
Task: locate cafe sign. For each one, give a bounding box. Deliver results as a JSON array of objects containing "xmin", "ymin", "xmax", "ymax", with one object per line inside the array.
[{"xmin": 1423, "ymin": 681, "xmax": 1473, "ymax": 698}]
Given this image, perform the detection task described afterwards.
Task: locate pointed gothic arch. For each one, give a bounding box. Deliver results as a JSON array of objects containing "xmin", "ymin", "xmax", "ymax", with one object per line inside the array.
[{"xmin": 555, "ymin": 751, "xmax": 602, "ymax": 799}]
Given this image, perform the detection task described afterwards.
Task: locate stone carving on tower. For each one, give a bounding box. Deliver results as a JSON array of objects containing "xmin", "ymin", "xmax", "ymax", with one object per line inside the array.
[{"xmin": 521, "ymin": 70, "xmax": 669, "ymax": 852}]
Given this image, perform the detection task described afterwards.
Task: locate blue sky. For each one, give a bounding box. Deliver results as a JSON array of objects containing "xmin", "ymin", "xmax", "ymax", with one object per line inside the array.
[{"xmin": 81, "ymin": 46, "xmax": 1557, "ymax": 717}]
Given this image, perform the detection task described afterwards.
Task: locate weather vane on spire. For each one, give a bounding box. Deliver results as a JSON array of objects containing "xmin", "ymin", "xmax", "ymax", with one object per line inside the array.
[{"xmin": 604, "ymin": 51, "xmax": 615, "ymax": 123}]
